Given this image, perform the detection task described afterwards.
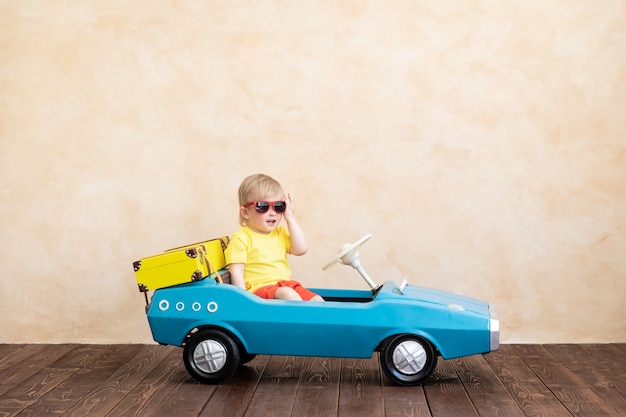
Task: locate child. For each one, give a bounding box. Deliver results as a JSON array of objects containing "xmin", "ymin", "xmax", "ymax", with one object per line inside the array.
[{"xmin": 224, "ymin": 174, "xmax": 324, "ymax": 302}]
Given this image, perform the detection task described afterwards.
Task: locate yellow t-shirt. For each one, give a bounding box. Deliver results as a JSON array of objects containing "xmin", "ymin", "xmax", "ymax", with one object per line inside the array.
[{"xmin": 224, "ymin": 226, "xmax": 292, "ymax": 293}]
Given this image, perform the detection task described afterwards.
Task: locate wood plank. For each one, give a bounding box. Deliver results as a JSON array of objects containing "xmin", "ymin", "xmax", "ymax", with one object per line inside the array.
[
  {"xmin": 610, "ymin": 342, "xmax": 626, "ymax": 357},
  {"xmin": 581, "ymin": 344, "xmax": 626, "ymax": 368},
  {"xmin": 483, "ymin": 345, "xmax": 573, "ymax": 417},
  {"xmin": 337, "ymin": 357, "xmax": 384, "ymax": 417},
  {"xmin": 60, "ymin": 344, "xmax": 174, "ymax": 417},
  {"xmin": 451, "ymin": 354, "xmax": 526, "ymax": 417},
  {"xmin": 543, "ymin": 344, "xmax": 626, "ymax": 415},
  {"xmin": 239, "ymin": 355, "xmax": 302, "ymax": 417},
  {"xmin": 0, "ymin": 344, "xmax": 21, "ymax": 357},
  {"xmin": 0, "ymin": 344, "xmax": 79, "ymax": 397},
  {"xmin": 424, "ymin": 358, "xmax": 479, "ymax": 417},
  {"xmin": 291, "ymin": 356, "xmax": 341, "ymax": 417},
  {"xmin": 0, "ymin": 364, "xmax": 79, "ymax": 417},
  {"xmin": 382, "ymin": 379, "xmax": 431, "ymax": 417},
  {"xmin": 15, "ymin": 345, "xmax": 143, "ymax": 417},
  {"xmin": 514, "ymin": 344, "xmax": 621, "ymax": 417},
  {"xmin": 0, "ymin": 345, "xmax": 28, "ymax": 371},
  {"xmin": 0, "ymin": 344, "xmax": 623, "ymax": 417},
  {"xmin": 103, "ymin": 346, "xmax": 188, "ymax": 417},
  {"xmin": 151, "ymin": 379, "xmax": 213, "ymax": 417},
  {"xmin": 194, "ymin": 354, "xmax": 269, "ymax": 417}
]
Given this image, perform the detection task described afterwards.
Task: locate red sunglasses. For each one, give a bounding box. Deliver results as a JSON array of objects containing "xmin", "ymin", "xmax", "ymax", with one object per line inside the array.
[{"xmin": 243, "ymin": 200, "xmax": 287, "ymax": 213}]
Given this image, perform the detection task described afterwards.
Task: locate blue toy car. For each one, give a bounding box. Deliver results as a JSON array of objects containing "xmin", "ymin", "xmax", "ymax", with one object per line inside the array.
[{"xmin": 143, "ymin": 235, "xmax": 499, "ymax": 385}]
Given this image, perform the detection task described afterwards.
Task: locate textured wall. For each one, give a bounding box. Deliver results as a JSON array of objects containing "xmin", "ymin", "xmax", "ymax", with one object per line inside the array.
[{"xmin": 1, "ymin": 1, "xmax": 625, "ymax": 343}]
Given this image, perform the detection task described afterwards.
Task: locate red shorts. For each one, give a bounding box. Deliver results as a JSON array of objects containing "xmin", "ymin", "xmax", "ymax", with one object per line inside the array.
[{"xmin": 253, "ymin": 280, "xmax": 319, "ymax": 301}]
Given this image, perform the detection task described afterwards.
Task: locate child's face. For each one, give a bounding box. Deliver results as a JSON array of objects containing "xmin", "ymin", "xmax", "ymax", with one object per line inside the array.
[{"xmin": 241, "ymin": 192, "xmax": 284, "ymax": 234}]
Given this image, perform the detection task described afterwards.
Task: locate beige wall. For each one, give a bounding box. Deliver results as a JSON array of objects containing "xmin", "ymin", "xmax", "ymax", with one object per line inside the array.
[{"xmin": 1, "ymin": 1, "xmax": 625, "ymax": 344}]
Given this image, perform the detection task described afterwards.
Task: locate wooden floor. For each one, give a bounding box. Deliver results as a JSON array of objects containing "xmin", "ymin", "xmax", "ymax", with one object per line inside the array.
[{"xmin": 0, "ymin": 344, "xmax": 624, "ymax": 417}]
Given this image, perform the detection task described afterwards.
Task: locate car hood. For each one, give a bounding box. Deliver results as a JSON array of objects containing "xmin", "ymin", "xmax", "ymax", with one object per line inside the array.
[{"xmin": 377, "ymin": 281, "xmax": 489, "ymax": 315}]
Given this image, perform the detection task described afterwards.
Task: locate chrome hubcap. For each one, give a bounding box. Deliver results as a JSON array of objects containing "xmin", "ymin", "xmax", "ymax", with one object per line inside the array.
[
  {"xmin": 392, "ymin": 340, "xmax": 427, "ymax": 375},
  {"xmin": 193, "ymin": 340, "xmax": 227, "ymax": 373}
]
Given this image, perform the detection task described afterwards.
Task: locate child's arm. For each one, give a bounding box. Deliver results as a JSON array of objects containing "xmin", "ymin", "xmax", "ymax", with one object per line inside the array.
[
  {"xmin": 228, "ymin": 263, "xmax": 246, "ymax": 289},
  {"xmin": 284, "ymin": 193, "xmax": 307, "ymax": 256}
]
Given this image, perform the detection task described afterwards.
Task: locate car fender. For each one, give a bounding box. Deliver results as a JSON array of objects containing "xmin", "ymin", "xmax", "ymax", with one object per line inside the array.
[
  {"xmin": 376, "ymin": 328, "xmax": 443, "ymax": 356},
  {"xmin": 183, "ymin": 323, "xmax": 252, "ymax": 353}
]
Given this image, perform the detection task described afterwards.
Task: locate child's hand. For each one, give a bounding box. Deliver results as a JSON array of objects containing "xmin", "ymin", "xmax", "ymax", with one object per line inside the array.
[
  {"xmin": 283, "ymin": 192, "xmax": 307, "ymax": 255},
  {"xmin": 283, "ymin": 193, "xmax": 295, "ymax": 221}
]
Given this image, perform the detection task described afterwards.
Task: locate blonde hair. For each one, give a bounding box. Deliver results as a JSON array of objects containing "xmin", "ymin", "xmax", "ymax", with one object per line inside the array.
[{"xmin": 237, "ymin": 174, "xmax": 284, "ymax": 226}]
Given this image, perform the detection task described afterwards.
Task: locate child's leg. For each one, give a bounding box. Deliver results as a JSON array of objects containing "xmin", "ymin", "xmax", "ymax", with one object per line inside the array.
[
  {"xmin": 274, "ymin": 286, "xmax": 303, "ymax": 300},
  {"xmin": 255, "ymin": 281, "xmax": 324, "ymax": 301},
  {"xmin": 308, "ymin": 294, "xmax": 325, "ymax": 302},
  {"xmin": 289, "ymin": 281, "xmax": 324, "ymax": 302}
]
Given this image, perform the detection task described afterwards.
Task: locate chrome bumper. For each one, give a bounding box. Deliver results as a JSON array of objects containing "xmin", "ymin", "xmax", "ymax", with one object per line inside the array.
[{"xmin": 489, "ymin": 303, "xmax": 500, "ymax": 351}]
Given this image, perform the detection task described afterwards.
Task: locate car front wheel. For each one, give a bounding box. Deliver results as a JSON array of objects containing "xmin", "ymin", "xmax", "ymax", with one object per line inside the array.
[
  {"xmin": 183, "ymin": 329, "xmax": 241, "ymax": 384},
  {"xmin": 379, "ymin": 334, "xmax": 437, "ymax": 385}
]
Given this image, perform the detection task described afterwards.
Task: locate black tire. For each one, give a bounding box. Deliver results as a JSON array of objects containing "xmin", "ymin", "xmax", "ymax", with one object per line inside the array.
[
  {"xmin": 183, "ymin": 329, "xmax": 241, "ymax": 384},
  {"xmin": 379, "ymin": 334, "xmax": 437, "ymax": 385}
]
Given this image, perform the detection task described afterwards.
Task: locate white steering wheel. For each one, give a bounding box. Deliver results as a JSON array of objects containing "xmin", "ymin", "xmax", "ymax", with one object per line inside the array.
[
  {"xmin": 323, "ymin": 234, "xmax": 371, "ymax": 270},
  {"xmin": 323, "ymin": 234, "xmax": 377, "ymax": 289}
]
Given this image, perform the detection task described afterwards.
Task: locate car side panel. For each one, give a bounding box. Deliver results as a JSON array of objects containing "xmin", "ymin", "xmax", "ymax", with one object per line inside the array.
[
  {"xmin": 147, "ymin": 280, "xmax": 492, "ymax": 359},
  {"xmin": 148, "ymin": 284, "xmax": 386, "ymax": 357}
]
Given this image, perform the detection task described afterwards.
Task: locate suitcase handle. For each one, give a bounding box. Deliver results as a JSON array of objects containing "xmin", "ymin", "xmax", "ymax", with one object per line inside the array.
[{"xmin": 198, "ymin": 246, "xmax": 224, "ymax": 283}]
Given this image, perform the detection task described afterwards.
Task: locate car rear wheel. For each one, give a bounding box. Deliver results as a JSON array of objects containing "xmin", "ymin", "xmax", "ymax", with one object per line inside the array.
[
  {"xmin": 380, "ymin": 334, "xmax": 437, "ymax": 385},
  {"xmin": 183, "ymin": 329, "xmax": 241, "ymax": 384}
]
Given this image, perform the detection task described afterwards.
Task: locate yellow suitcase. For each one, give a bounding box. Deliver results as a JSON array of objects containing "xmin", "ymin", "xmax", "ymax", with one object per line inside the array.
[{"xmin": 133, "ymin": 236, "xmax": 229, "ymax": 293}]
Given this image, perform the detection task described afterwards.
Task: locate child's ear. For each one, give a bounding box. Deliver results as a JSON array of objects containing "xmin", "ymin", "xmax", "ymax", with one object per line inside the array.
[{"xmin": 240, "ymin": 206, "xmax": 250, "ymax": 220}]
